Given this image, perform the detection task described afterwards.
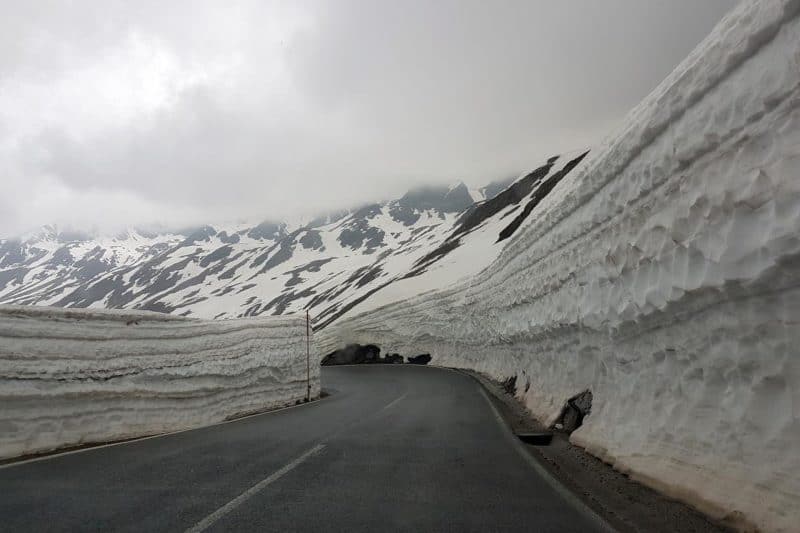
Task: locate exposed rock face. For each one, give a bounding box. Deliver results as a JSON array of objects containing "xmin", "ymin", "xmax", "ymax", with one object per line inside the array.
[
  {"xmin": 391, "ymin": 183, "xmax": 474, "ymax": 226},
  {"xmin": 404, "ymin": 152, "xmax": 588, "ymax": 279},
  {"xmin": 384, "ymin": 353, "xmax": 404, "ymax": 364},
  {"xmin": 0, "ymin": 163, "xmax": 585, "ymax": 327},
  {"xmin": 321, "ymin": 344, "xmax": 381, "ymax": 365},
  {"xmin": 247, "ymin": 221, "xmax": 287, "ymax": 241},
  {"xmin": 407, "ymin": 354, "xmax": 432, "ymax": 365},
  {"xmin": 501, "ymin": 375, "xmax": 517, "ymax": 395},
  {"xmin": 558, "ymin": 390, "xmax": 593, "ymax": 433},
  {"xmin": 321, "ymin": 345, "xmax": 410, "ymax": 365}
]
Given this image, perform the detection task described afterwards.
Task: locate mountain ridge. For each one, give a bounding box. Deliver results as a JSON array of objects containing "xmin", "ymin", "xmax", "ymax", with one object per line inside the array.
[{"xmin": 0, "ymin": 152, "xmax": 589, "ymax": 326}]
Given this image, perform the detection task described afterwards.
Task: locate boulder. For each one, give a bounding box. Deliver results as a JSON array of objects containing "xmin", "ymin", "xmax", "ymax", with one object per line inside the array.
[
  {"xmin": 407, "ymin": 353, "xmax": 431, "ymax": 365},
  {"xmin": 558, "ymin": 390, "xmax": 593, "ymax": 433},
  {"xmin": 321, "ymin": 344, "xmax": 381, "ymax": 365},
  {"xmin": 384, "ymin": 353, "xmax": 404, "ymax": 364}
]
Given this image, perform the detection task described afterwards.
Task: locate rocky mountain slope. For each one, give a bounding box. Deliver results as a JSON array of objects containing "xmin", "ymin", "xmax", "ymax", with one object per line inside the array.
[{"xmin": 0, "ymin": 151, "xmax": 588, "ymax": 326}]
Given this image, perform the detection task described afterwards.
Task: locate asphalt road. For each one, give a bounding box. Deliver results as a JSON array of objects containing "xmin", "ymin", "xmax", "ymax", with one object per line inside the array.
[{"xmin": 0, "ymin": 365, "xmax": 610, "ymax": 532}]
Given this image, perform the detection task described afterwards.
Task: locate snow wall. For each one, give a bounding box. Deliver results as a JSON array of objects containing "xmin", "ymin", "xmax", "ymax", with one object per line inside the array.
[
  {"xmin": 0, "ymin": 305, "xmax": 320, "ymax": 460},
  {"xmin": 318, "ymin": 2, "xmax": 800, "ymax": 531}
]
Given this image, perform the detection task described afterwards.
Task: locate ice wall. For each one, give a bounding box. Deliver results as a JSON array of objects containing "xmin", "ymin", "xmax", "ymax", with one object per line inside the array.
[
  {"xmin": 0, "ymin": 305, "xmax": 319, "ymax": 460},
  {"xmin": 318, "ymin": 1, "xmax": 800, "ymax": 531}
]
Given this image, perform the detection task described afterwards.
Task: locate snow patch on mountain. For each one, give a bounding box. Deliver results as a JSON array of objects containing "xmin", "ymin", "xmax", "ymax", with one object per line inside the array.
[{"xmin": 0, "ymin": 162, "xmax": 589, "ymax": 326}]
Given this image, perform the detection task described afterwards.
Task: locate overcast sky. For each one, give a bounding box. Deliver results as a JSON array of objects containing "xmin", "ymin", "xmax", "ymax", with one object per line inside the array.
[{"xmin": 1, "ymin": 0, "xmax": 734, "ymax": 237}]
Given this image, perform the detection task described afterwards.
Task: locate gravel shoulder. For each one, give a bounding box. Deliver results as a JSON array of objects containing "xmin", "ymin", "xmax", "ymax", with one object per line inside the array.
[{"xmin": 456, "ymin": 368, "xmax": 734, "ymax": 533}]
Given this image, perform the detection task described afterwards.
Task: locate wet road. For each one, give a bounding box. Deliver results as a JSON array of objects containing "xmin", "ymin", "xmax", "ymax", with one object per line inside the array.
[{"xmin": 0, "ymin": 365, "xmax": 610, "ymax": 532}]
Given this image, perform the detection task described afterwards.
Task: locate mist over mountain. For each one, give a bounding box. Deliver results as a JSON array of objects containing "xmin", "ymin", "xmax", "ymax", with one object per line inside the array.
[{"xmin": 0, "ymin": 152, "xmax": 587, "ymax": 325}]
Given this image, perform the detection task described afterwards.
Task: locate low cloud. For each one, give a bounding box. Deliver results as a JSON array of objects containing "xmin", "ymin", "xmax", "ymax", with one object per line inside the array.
[{"xmin": 0, "ymin": 0, "xmax": 734, "ymax": 237}]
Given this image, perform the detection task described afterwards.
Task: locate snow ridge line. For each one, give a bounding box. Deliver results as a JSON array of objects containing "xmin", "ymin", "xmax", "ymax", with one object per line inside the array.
[{"xmin": 0, "ymin": 306, "xmax": 320, "ymax": 460}]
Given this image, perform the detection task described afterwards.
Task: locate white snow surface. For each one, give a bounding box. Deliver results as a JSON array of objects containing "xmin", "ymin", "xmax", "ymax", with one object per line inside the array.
[
  {"xmin": 0, "ymin": 163, "xmax": 585, "ymax": 329},
  {"xmin": 319, "ymin": 2, "xmax": 800, "ymax": 531},
  {"xmin": 0, "ymin": 305, "xmax": 320, "ymax": 460}
]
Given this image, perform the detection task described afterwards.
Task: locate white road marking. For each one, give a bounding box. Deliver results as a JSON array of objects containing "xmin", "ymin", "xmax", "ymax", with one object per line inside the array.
[
  {"xmin": 380, "ymin": 392, "xmax": 408, "ymax": 411},
  {"xmin": 184, "ymin": 443, "xmax": 326, "ymax": 533},
  {"xmin": 0, "ymin": 397, "xmax": 328, "ymax": 471},
  {"xmin": 476, "ymin": 386, "xmax": 616, "ymax": 533}
]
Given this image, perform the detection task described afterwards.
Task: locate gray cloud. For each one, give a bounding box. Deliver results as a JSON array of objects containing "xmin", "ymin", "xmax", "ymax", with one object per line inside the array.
[{"xmin": 0, "ymin": 0, "xmax": 734, "ymax": 236}]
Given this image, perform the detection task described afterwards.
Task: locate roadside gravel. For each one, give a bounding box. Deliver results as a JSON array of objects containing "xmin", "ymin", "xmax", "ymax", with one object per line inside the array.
[{"xmin": 458, "ymin": 368, "xmax": 734, "ymax": 533}]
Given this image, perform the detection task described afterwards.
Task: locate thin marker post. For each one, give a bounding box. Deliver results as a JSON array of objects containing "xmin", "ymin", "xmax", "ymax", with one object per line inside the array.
[{"xmin": 306, "ymin": 310, "xmax": 311, "ymax": 402}]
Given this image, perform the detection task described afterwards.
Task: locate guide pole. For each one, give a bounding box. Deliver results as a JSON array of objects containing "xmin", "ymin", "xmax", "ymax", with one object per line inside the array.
[{"xmin": 306, "ymin": 310, "xmax": 311, "ymax": 402}]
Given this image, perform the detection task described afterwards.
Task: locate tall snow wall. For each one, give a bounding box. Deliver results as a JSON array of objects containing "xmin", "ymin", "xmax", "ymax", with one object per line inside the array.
[
  {"xmin": 0, "ymin": 305, "xmax": 320, "ymax": 460},
  {"xmin": 318, "ymin": 1, "xmax": 800, "ymax": 531}
]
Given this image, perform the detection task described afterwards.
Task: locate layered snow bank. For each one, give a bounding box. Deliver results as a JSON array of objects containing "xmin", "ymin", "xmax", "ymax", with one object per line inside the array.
[
  {"xmin": 0, "ymin": 305, "xmax": 319, "ymax": 460},
  {"xmin": 319, "ymin": 1, "xmax": 800, "ymax": 531}
]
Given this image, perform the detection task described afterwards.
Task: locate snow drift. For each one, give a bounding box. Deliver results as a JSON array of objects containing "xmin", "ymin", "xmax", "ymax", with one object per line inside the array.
[
  {"xmin": 318, "ymin": 1, "xmax": 800, "ymax": 531},
  {"xmin": 0, "ymin": 305, "xmax": 319, "ymax": 460}
]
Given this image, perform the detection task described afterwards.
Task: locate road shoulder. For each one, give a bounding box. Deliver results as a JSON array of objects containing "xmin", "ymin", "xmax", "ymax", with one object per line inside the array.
[{"xmin": 456, "ymin": 368, "xmax": 734, "ymax": 533}]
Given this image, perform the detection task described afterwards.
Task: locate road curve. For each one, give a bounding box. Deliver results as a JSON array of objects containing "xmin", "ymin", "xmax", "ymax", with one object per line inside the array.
[{"xmin": 0, "ymin": 365, "xmax": 610, "ymax": 532}]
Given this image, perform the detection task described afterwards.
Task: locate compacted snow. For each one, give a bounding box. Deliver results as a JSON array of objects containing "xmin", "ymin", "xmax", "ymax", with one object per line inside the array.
[
  {"xmin": 319, "ymin": 2, "xmax": 800, "ymax": 531},
  {"xmin": 0, "ymin": 305, "xmax": 319, "ymax": 460}
]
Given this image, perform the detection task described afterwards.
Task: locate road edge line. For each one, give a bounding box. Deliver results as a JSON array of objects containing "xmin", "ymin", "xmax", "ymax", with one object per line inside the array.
[
  {"xmin": 185, "ymin": 443, "xmax": 326, "ymax": 533},
  {"xmin": 0, "ymin": 395, "xmax": 330, "ymax": 470},
  {"xmin": 476, "ymin": 385, "xmax": 617, "ymax": 533}
]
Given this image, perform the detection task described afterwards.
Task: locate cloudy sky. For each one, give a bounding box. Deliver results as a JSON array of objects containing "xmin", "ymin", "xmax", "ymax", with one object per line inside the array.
[{"xmin": 1, "ymin": 0, "xmax": 734, "ymax": 237}]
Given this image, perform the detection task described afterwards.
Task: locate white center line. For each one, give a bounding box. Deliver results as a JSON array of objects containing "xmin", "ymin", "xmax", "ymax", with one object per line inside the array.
[
  {"xmin": 185, "ymin": 443, "xmax": 326, "ymax": 533},
  {"xmin": 380, "ymin": 392, "xmax": 408, "ymax": 411}
]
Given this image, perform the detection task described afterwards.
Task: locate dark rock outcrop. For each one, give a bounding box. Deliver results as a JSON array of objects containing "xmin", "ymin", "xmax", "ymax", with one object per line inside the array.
[
  {"xmin": 247, "ymin": 221, "xmax": 287, "ymax": 241},
  {"xmin": 181, "ymin": 225, "xmax": 217, "ymax": 245},
  {"xmin": 321, "ymin": 345, "xmax": 412, "ymax": 365},
  {"xmin": 407, "ymin": 353, "xmax": 432, "ymax": 365},
  {"xmin": 321, "ymin": 344, "xmax": 381, "ymax": 365},
  {"xmin": 557, "ymin": 390, "xmax": 593, "ymax": 433},
  {"xmin": 384, "ymin": 353, "xmax": 404, "ymax": 364},
  {"xmin": 501, "ymin": 375, "xmax": 517, "ymax": 395},
  {"xmin": 497, "ymin": 151, "xmax": 589, "ymax": 243}
]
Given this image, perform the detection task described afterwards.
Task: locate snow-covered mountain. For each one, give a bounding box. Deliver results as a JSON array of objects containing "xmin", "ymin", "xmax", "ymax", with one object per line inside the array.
[{"xmin": 0, "ymin": 151, "xmax": 588, "ymax": 326}]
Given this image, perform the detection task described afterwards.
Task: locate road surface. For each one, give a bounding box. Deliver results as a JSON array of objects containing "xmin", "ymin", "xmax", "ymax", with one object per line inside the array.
[{"xmin": 0, "ymin": 365, "xmax": 610, "ymax": 532}]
